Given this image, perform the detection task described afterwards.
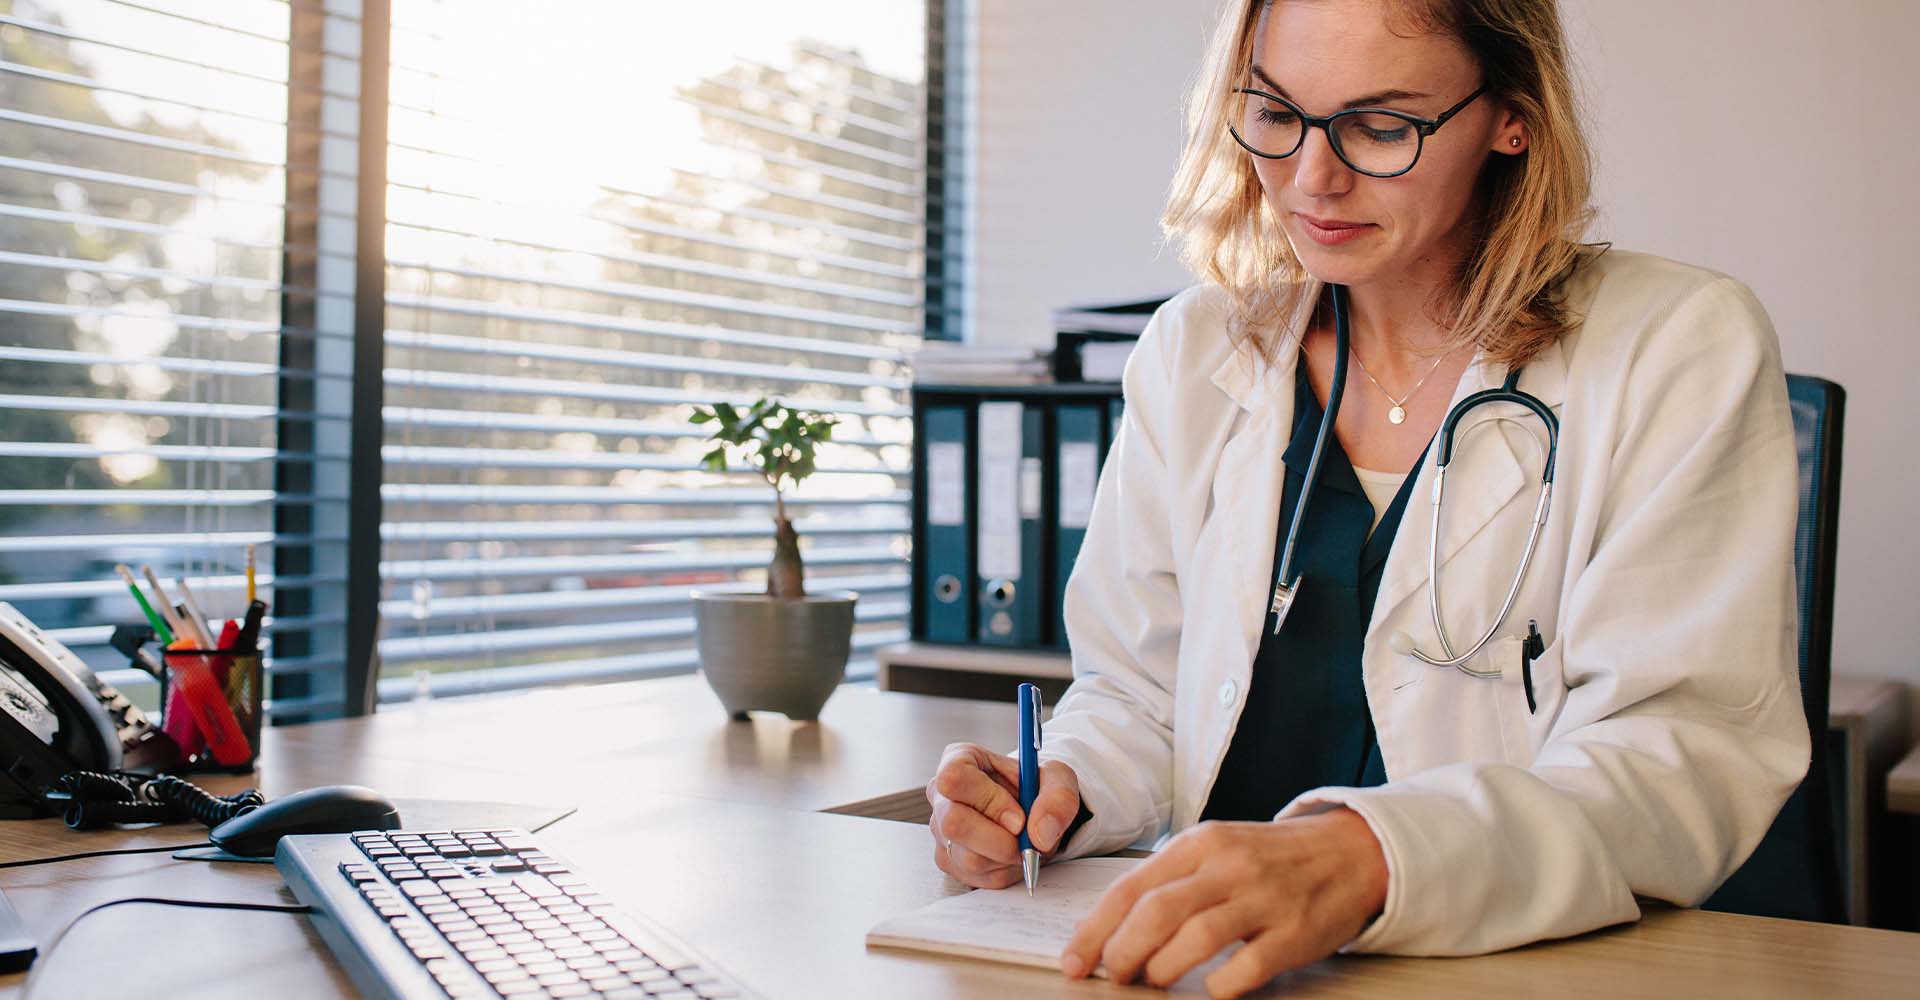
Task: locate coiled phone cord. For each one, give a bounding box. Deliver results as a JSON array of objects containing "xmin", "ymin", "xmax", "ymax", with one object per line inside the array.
[{"xmin": 50, "ymin": 771, "xmax": 264, "ymax": 830}]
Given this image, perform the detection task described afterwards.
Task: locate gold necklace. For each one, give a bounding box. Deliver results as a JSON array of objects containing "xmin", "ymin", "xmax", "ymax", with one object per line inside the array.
[{"xmin": 1348, "ymin": 347, "xmax": 1449, "ymax": 425}]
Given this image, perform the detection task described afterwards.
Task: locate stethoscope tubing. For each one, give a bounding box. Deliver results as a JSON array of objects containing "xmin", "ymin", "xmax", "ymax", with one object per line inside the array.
[{"xmin": 1268, "ymin": 283, "xmax": 1560, "ymax": 677}]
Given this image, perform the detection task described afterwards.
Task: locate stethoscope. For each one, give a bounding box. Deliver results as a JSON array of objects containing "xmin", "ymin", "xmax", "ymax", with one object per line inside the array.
[{"xmin": 1268, "ymin": 283, "xmax": 1559, "ymax": 679}]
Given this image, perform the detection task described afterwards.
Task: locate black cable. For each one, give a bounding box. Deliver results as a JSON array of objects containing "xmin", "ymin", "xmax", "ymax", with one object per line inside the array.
[
  {"xmin": 50, "ymin": 770, "xmax": 262, "ymax": 830},
  {"xmin": 24, "ymin": 897, "xmax": 312, "ymax": 1000},
  {"xmin": 0, "ymin": 842, "xmax": 210, "ymax": 870}
]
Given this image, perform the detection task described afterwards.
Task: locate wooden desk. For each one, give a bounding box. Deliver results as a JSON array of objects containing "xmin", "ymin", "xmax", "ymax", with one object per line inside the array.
[{"xmin": 5, "ymin": 676, "xmax": 1919, "ymax": 998}]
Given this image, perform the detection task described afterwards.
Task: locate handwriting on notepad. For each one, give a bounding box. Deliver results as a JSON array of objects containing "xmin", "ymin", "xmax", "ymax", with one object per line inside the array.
[{"xmin": 865, "ymin": 857, "xmax": 1144, "ymax": 969}]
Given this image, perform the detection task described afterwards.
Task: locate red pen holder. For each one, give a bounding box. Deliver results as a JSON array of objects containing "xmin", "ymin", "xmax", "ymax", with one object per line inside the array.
[{"xmin": 160, "ymin": 646, "xmax": 263, "ymax": 773}]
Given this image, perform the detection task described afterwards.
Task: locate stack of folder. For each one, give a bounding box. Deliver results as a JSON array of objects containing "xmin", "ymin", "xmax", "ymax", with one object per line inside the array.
[{"xmin": 913, "ymin": 386, "xmax": 1125, "ymax": 651}]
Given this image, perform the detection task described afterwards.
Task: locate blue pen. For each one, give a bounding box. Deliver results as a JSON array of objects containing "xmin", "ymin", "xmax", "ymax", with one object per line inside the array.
[{"xmin": 1018, "ymin": 682, "xmax": 1042, "ymax": 896}]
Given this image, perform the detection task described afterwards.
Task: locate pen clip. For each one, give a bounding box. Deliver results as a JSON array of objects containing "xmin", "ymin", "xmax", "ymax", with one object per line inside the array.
[{"xmin": 1029, "ymin": 690, "xmax": 1043, "ymax": 752}]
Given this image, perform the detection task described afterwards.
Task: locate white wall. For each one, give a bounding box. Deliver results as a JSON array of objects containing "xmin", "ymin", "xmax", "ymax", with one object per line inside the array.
[{"xmin": 972, "ymin": 0, "xmax": 1920, "ymax": 704}]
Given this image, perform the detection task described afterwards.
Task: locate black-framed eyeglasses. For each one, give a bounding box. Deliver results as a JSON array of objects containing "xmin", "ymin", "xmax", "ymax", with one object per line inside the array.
[{"xmin": 1228, "ymin": 85, "xmax": 1487, "ymax": 178}]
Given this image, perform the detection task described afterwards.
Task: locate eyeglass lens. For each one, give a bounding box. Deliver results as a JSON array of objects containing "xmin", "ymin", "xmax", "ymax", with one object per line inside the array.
[{"xmin": 1237, "ymin": 91, "xmax": 1422, "ymax": 175}]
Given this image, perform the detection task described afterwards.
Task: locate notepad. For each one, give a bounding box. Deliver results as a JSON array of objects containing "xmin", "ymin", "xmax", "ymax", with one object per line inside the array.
[{"xmin": 865, "ymin": 857, "xmax": 1143, "ymax": 977}]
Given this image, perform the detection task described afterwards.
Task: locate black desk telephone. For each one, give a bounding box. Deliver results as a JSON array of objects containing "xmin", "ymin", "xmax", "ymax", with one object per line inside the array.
[{"xmin": 0, "ymin": 602, "xmax": 177, "ymax": 818}]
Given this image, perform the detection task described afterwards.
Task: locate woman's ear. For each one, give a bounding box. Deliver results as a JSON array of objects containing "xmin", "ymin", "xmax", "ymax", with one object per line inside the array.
[{"xmin": 1491, "ymin": 104, "xmax": 1529, "ymax": 155}]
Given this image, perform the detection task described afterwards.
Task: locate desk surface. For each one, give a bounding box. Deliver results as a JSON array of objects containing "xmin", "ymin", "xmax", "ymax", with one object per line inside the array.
[{"xmin": 5, "ymin": 676, "xmax": 1919, "ymax": 999}]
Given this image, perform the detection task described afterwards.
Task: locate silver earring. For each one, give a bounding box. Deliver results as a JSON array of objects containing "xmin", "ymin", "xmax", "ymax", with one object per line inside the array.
[{"xmin": 1509, "ymin": 137, "xmax": 1522, "ymax": 148}]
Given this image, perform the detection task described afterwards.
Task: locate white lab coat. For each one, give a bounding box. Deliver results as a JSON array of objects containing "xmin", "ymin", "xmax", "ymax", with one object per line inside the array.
[{"xmin": 1041, "ymin": 249, "xmax": 1808, "ymax": 956}]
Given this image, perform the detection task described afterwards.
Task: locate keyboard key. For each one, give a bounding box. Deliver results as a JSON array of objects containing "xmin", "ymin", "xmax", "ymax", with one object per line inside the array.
[
  {"xmin": 588, "ymin": 975, "xmax": 628, "ymax": 992},
  {"xmin": 696, "ymin": 986, "xmax": 742, "ymax": 999},
  {"xmin": 534, "ymin": 970, "xmax": 582, "ymax": 987},
  {"xmin": 650, "ymin": 991, "xmax": 698, "ymax": 1000},
  {"xmin": 546, "ymin": 984, "xmax": 592, "ymax": 999},
  {"xmin": 599, "ymin": 989, "xmax": 650, "ymax": 1000}
]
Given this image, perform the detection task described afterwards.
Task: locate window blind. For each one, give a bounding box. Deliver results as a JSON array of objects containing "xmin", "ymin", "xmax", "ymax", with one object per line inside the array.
[
  {"xmin": 375, "ymin": 1, "xmax": 924, "ymax": 701},
  {"xmin": 0, "ymin": 0, "xmax": 290, "ymax": 706}
]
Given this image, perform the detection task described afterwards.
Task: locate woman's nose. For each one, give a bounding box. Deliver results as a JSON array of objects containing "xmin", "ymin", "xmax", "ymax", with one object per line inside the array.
[{"xmin": 1291, "ymin": 125, "xmax": 1355, "ymax": 199}]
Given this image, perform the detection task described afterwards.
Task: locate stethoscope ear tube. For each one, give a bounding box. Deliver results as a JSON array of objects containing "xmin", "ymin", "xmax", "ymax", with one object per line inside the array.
[{"xmin": 1267, "ymin": 283, "xmax": 1350, "ymax": 635}]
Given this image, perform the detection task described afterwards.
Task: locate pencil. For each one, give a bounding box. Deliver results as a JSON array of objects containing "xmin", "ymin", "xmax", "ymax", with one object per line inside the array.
[
  {"xmin": 115, "ymin": 563, "xmax": 174, "ymax": 645},
  {"xmin": 246, "ymin": 543, "xmax": 257, "ymax": 605},
  {"xmin": 140, "ymin": 565, "xmax": 206, "ymax": 647},
  {"xmin": 175, "ymin": 577, "xmax": 216, "ymax": 651}
]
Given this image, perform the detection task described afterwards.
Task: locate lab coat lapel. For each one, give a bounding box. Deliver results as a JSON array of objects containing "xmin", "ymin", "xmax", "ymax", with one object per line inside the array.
[
  {"xmin": 1207, "ymin": 340, "xmax": 1298, "ymax": 671},
  {"xmin": 1368, "ymin": 337, "xmax": 1569, "ymax": 639}
]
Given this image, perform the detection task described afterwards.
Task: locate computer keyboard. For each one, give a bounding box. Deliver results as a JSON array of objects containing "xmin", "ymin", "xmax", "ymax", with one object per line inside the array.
[{"xmin": 276, "ymin": 827, "xmax": 756, "ymax": 1000}]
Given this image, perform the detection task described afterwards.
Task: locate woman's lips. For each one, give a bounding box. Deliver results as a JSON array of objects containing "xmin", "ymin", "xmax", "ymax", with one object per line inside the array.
[{"xmin": 1295, "ymin": 213, "xmax": 1376, "ymax": 246}]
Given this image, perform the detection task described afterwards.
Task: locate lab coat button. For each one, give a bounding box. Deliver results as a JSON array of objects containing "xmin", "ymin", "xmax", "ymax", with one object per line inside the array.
[{"xmin": 1218, "ymin": 680, "xmax": 1237, "ymax": 707}]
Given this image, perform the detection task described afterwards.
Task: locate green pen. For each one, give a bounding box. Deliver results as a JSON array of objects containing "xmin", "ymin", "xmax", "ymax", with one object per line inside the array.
[{"xmin": 115, "ymin": 563, "xmax": 174, "ymax": 645}]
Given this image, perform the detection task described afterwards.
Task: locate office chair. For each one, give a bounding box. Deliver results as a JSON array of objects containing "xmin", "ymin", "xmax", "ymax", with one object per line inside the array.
[{"xmin": 1703, "ymin": 374, "xmax": 1848, "ymax": 924}]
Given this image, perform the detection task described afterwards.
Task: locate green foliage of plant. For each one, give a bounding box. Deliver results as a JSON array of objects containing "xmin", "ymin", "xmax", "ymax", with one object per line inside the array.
[{"xmin": 688, "ymin": 398, "xmax": 838, "ymax": 501}]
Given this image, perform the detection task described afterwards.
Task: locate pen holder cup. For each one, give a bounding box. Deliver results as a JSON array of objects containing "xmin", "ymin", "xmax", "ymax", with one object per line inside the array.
[{"xmin": 159, "ymin": 647, "xmax": 263, "ymax": 774}]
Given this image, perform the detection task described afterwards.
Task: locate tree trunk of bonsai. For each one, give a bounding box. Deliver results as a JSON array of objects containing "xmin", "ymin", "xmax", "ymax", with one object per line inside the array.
[{"xmin": 768, "ymin": 501, "xmax": 806, "ymax": 598}]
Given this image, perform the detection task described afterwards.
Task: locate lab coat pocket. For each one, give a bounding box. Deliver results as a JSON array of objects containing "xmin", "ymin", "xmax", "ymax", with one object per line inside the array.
[{"xmin": 1491, "ymin": 631, "xmax": 1566, "ymax": 765}]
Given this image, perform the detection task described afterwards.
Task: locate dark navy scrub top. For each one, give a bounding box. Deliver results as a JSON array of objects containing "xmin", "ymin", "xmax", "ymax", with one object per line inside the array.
[{"xmin": 1199, "ymin": 357, "xmax": 1425, "ymax": 823}]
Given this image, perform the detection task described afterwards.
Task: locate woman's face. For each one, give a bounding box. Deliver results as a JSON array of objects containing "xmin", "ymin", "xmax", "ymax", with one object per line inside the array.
[{"xmin": 1247, "ymin": 0, "xmax": 1524, "ymax": 291}]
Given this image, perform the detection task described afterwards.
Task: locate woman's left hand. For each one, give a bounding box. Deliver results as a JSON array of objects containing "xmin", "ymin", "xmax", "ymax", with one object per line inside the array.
[{"xmin": 1059, "ymin": 807, "xmax": 1388, "ymax": 998}]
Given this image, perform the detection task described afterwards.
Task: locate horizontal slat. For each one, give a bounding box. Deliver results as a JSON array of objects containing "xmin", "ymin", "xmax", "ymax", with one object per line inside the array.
[
  {"xmin": 0, "ymin": 299, "xmax": 279, "ymax": 336},
  {"xmin": 0, "ymin": 107, "xmax": 285, "ymax": 168},
  {"xmin": 107, "ymin": 0, "xmax": 291, "ymax": 44},
  {"xmin": 0, "ymin": 392, "xmax": 276, "ymax": 422},
  {"xmin": 384, "ymin": 328, "xmax": 904, "ymax": 393},
  {"xmin": 0, "ymin": 59, "xmax": 288, "ymax": 127},
  {"xmin": 0, "ymin": 529, "xmax": 272, "ymax": 554},
  {"xmin": 0, "ymin": 152, "xmax": 285, "ymax": 207},
  {"xmin": 694, "ymin": 73, "xmax": 917, "ymax": 144},
  {"xmin": 380, "ymin": 368, "xmax": 909, "ymax": 419},
  {"xmin": 381, "ymin": 545, "xmax": 903, "ymax": 583},
  {"xmin": 0, "ymin": 572, "xmax": 271, "ymax": 602},
  {"xmin": 390, "ymin": 276, "xmax": 916, "ymax": 335},
  {"xmin": 373, "ymin": 630, "xmax": 904, "ymax": 703},
  {"xmin": 381, "ymin": 443, "xmax": 905, "ymax": 476},
  {"xmin": 386, "ymin": 181, "xmax": 915, "ymax": 280},
  {"xmin": 380, "ymin": 484, "xmax": 907, "ymax": 507},
  {"xmin": 0, "ymin": 442, "xmax": 275, "ymax": 462},
  {"xmin": 386, "ymin": 248, "xmax": 917, "ymax": 311},
  {"xmin": 378, "ymin": 598, "xmax": 907, "ymax": 663},
  {"xmin": 677, "ymin": 94, "xmax": 916, "ymax": 170},
  {"xmin": 382, "ymin": 405, "xmax": 895, "ymax": 449},
  {"xmin": 0, "ymin": 344, "xmax": 276, "ymax": 377},
  {"xmin": 636, "ymin": 185, "xmax": 917, "ymax": 253},
  {"xmin": 384, "ymin": 289, "xmax": 907, "ymax": 363},
  {"xmin": 380, "ymin": 516, "xmax": 908, "ymax": 544},
  {"xmin": 0, "ymin": 202, "xmax": 284, "ymax": 253},
  {"xmin": 0, "ymin": 249, "xmax": 287, "ymax": 295},
  {"xmin": 0, "ymin": 14, "xmax": 289, "ymax": 86},
  {"xmin": 0, "ymin": 489, "xmax": 275, "ymax": 506},
  {"xmin": 377, "ymin": 572, "xmax": 908, "ymax": 623}
]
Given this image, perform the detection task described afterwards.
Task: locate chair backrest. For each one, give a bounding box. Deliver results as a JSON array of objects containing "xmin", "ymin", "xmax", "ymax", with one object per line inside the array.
[{"xmin": 1704, "ymin": 373, "xmax": 1847, "ymax": 923}]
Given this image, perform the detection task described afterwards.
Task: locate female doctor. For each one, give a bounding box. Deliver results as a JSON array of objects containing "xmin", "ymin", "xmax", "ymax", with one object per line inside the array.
[{"xmin": 924, "ymin": 0, "xmax": 1807, "ymax": 995}]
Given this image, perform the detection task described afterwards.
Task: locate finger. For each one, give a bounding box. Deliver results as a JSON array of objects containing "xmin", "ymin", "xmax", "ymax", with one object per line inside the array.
[
  {"xmin": 934, "ymin": 745, "xmax": 1026, "ymax": 835},
  {"xmin": 1142, "ymin": 898, "xmax": 1257, "ymax": 989},
  {"xmin": 931, "ymin": 798, "xmax": 1021, "ymax": 866},
  {"xmin": 1028, "ymin": 762, "xmax": 1082, "ymax": 853},
  {"xmin": 947, "ymin": 841, "xmax": 1023, "ymax": 887},
  {"xmin": 1061, "ymin": 849, "xmax": 1203, "ymax": 979},
  {"xmin": 1204, "ymin": 924, "xmax": 1314, "ymax": 999},
  {"xmin": 1101, "ymin": 874, "xmax": 1233, "ymax": 985}
]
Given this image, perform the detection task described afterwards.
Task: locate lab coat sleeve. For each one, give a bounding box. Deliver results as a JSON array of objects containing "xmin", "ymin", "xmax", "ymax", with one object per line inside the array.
[
  {"xmin": 1032, "ymin": 301, "xmax": 1186, "ymax": 862},
  {"xmin": 1280, "ymin": 276, "xmax": 1808, "ymax": 955}
]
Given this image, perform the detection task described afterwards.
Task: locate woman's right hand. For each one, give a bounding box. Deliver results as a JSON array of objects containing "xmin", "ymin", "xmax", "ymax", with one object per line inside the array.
[{"xmin": 926, "ymin": 742, "xmax": 1082, "ymax": 889}]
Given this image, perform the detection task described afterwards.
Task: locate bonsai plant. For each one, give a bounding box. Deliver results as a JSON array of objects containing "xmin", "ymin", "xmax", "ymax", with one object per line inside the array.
[{"xmin": 686, "ymin": 397, "xmax": 857, "ymax": 720}]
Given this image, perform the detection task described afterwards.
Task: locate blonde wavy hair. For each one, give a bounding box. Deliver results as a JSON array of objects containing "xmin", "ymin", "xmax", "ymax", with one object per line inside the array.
[{"xmin": 1163, "ymin": 0, "xmax": 1598, "ymax": 367}]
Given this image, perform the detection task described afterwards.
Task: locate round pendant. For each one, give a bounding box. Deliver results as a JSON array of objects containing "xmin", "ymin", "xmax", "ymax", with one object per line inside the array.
[{"xmin": 1388, "ymin": 405, "xmax": 1407, "ymax": 425}]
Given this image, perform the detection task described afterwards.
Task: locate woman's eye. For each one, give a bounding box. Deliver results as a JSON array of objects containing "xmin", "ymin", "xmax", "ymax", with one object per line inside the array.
[
  {"xmin": 1342, "ymin": 112, "xmax": 1413, "ymax": 145},
  {"xmin": 1255, "ymin": 106, "xmax": 1299, "ymax": 126}
]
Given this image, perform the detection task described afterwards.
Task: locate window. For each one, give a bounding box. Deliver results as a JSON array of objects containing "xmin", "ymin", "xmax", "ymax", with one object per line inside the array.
[
  {"xmin": 0, "ymin": 0, "xmax": 932, "ymax": 713},
  {"xmin": 373, "ymin": 1, "xmax": 924, "ymax": 699},
  {"xmin": 0, "ymin": 0, "xmax": 289, "ymax": 705}
]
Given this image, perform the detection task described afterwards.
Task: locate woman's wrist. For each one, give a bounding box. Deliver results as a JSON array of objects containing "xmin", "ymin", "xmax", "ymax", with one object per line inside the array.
[{"xmin": 1319, "ymin": 806, "xmax": 1389, "ymax": 921}]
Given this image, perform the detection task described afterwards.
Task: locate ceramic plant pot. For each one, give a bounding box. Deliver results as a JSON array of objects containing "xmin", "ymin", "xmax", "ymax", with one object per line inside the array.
[{"xmin": 691, "ymin": 589, "xmax": 857, "ymax": 721}]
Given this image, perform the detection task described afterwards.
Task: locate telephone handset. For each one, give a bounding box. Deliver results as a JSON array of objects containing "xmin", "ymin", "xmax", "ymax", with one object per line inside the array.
[{"xmin": 0, "ymin": 602, "xmax": 178, "ymax": 818}]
